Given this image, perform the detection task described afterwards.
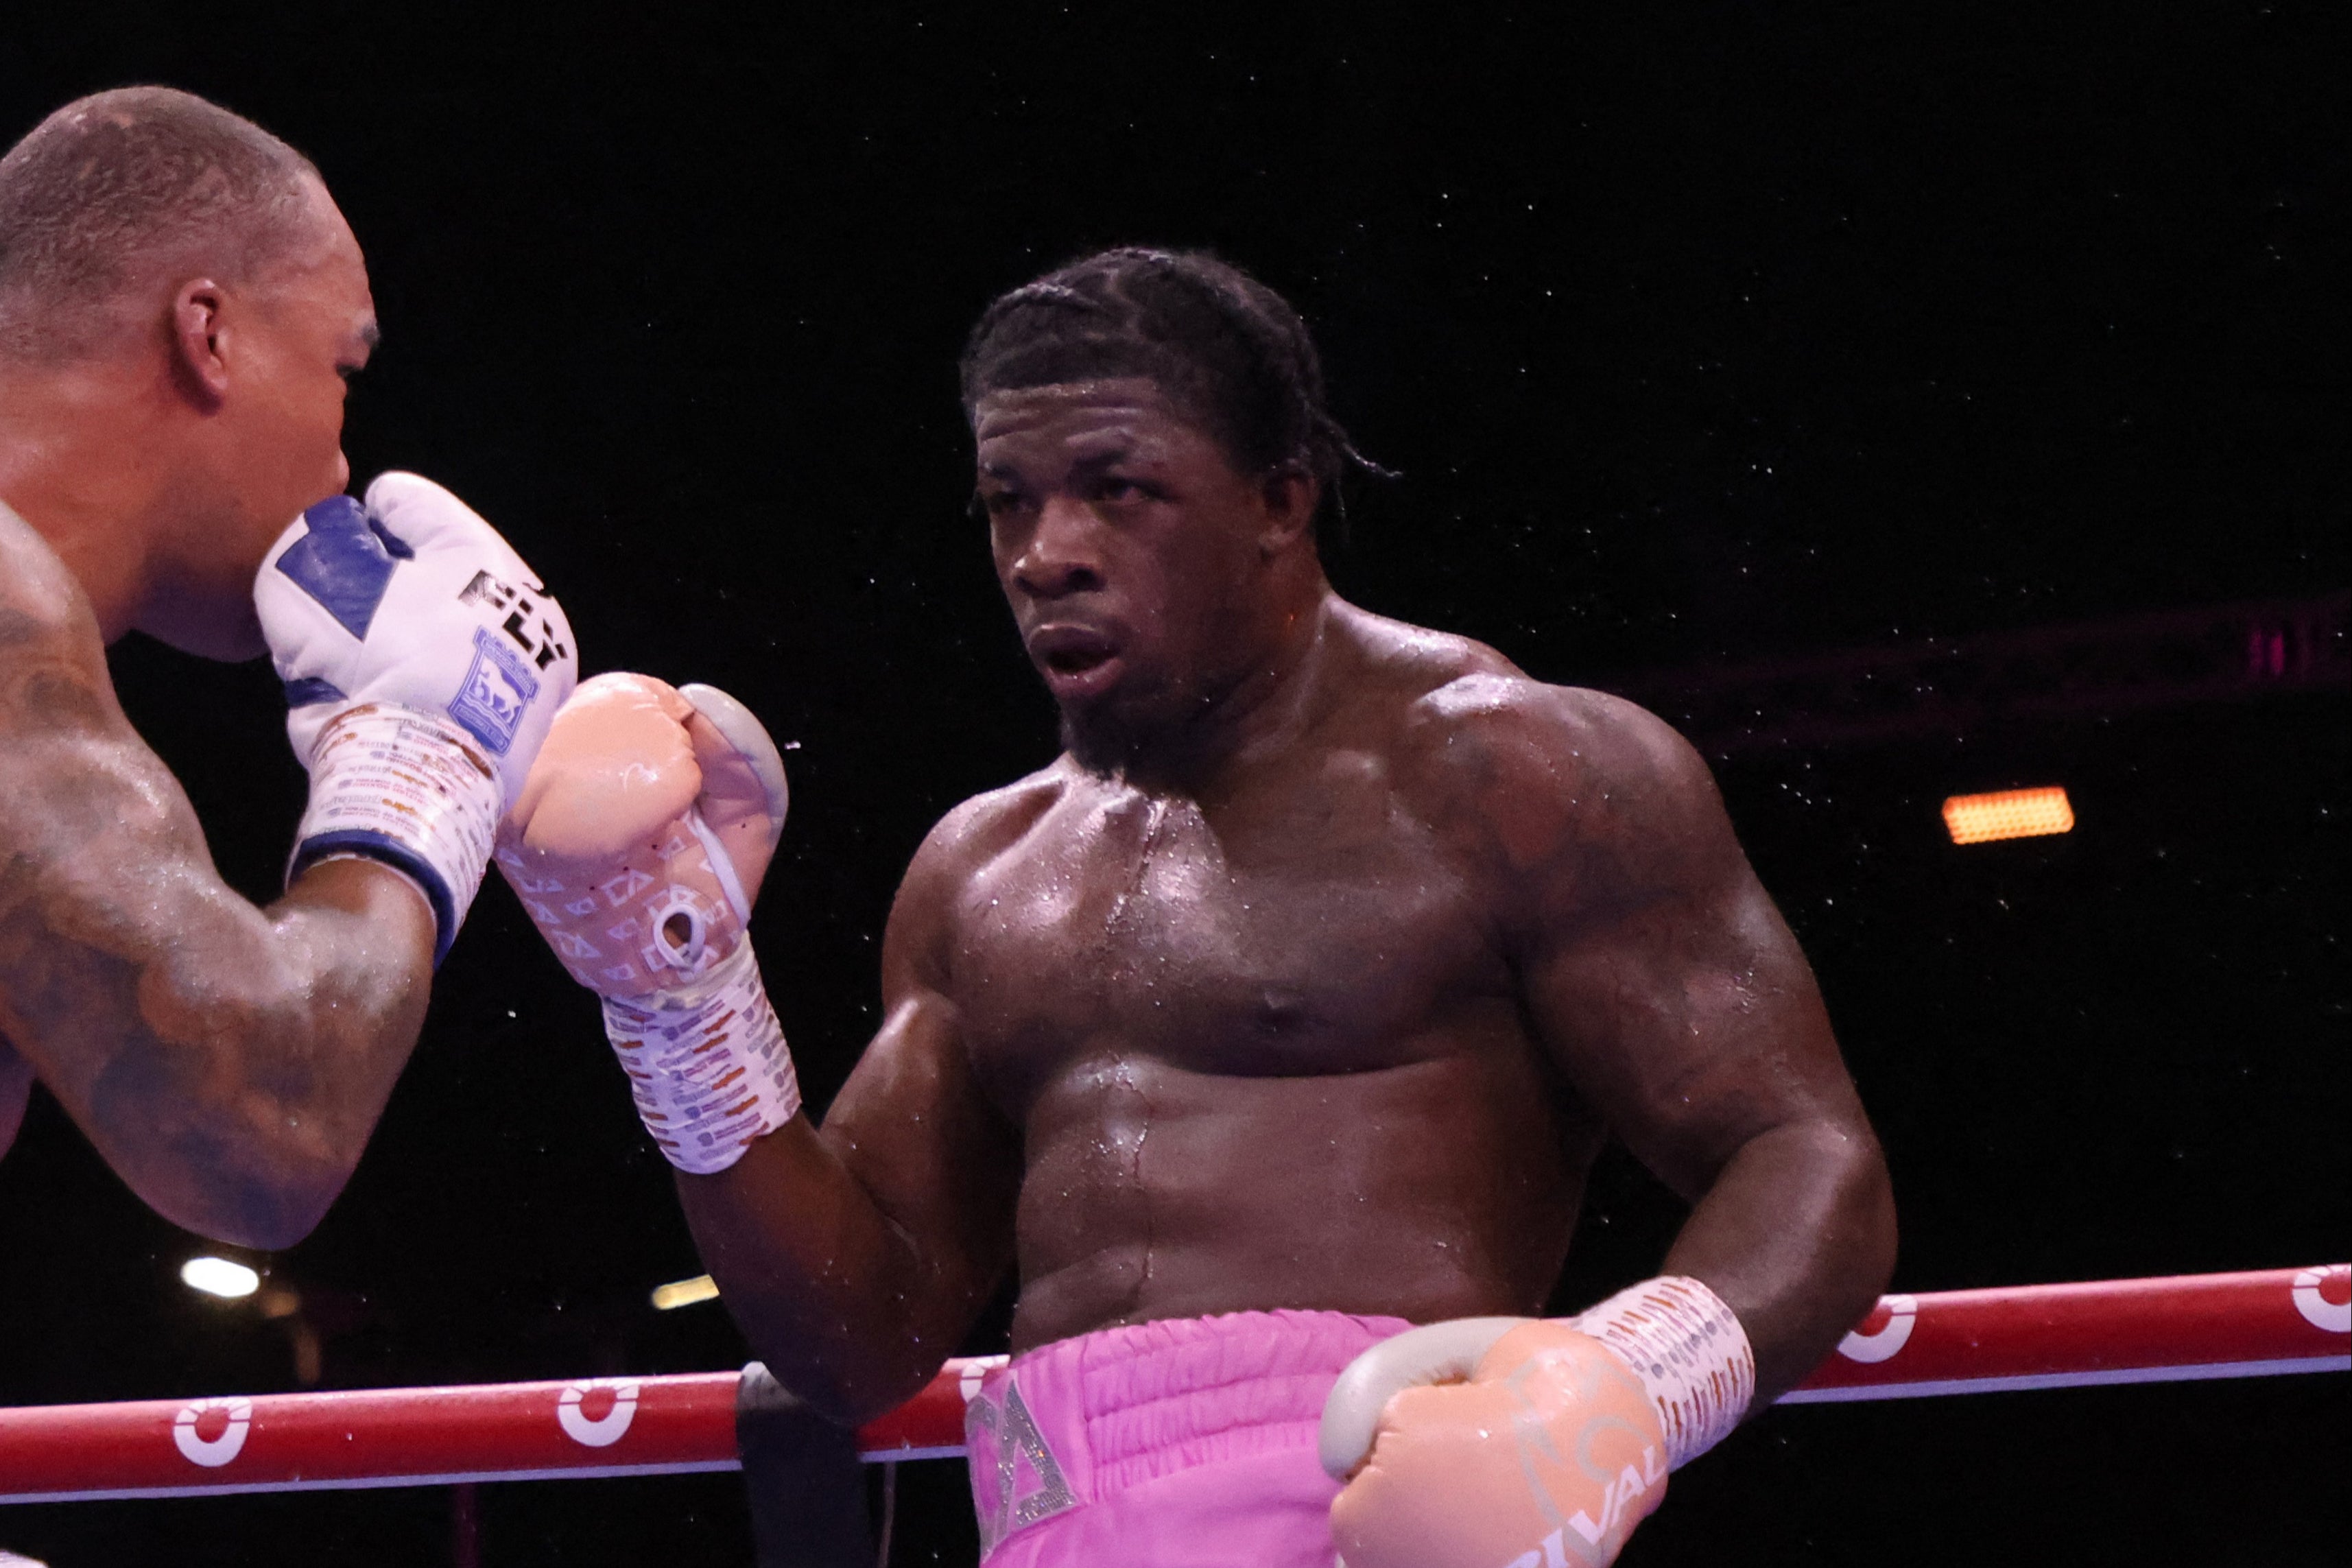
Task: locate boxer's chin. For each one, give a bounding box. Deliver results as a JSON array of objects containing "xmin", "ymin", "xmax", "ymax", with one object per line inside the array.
[{"xmin": 136, "ymin": 595, "xmax": 268, "ymax": 662}]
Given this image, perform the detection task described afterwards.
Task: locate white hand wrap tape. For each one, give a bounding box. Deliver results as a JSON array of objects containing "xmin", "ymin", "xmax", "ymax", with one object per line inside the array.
[
  {"xmin": 599, "ymin": 939, "xmax": 801, "ymax": 1175},
  {"xmin": 288, "ymin": 702, "xmax": 503, "ymax": 958},
  {"xmin": 1572, "ymin": 1274, "xmax": 1755, "ymax": 1470}
]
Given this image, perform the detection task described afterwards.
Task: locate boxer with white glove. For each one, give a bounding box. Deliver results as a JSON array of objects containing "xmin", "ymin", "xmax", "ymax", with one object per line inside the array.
[
  {"xmin": 1321, "ymin": 1277, "xmax": 1755, "ymax": 1568},
  {"xmin": 495, "ymin": 674, "xmax": 799, "ymax": 1173},
  {"xmin": 1, "ymin": 86, "xmax": 586, "ymax": 1247},
  {"xmin": 259, "ymin": 472, "xmax": 578, "ymax": 964}
]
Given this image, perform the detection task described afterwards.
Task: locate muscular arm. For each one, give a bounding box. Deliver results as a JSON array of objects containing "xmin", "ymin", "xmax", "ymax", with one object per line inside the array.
[
  {"xmin": 0, "ymin": 527, "xmax": 434, "ymax": 1249},
  {"xmin": 674, "ymin": 815, "xmax": 1022, "ymax": 1426},
  {"xmin": 1475, "ymin": 683, "xmax": 1894, "ymax": 1401}
]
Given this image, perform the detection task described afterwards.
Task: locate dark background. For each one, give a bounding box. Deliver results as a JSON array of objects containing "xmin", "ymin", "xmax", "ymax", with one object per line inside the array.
[{"xmin": 1, "ymin": 3, "xmax": 2344, "ymax": 1564}]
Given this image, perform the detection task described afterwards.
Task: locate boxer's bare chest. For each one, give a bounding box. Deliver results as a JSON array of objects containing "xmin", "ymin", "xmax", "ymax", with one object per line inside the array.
[{"xmin": 948, "ymin": 738, "xmax": 1511, "ymax": 1114}]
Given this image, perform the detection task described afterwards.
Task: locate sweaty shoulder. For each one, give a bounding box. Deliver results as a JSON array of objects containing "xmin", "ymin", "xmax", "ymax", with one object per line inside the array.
[
  {"xmin": 0, "ymin": 501, "xmax": 115, "ymax": 737},
  {"xmin": 1391, "ymin": 658, "xmax": 1726, "ymax": 895},
  {"xmin": 882, "ymin": 762, "xmax": 1076, "ymax": 984},
  {"xmin": 0, "ymin": 500, "xmax": 101, "ymax": 655}
]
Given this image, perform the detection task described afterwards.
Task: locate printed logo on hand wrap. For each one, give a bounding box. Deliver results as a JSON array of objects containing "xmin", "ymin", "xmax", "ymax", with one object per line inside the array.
[
  {"xmin": 447, "ymin": 626, "xmax": 539, "ymax": 757},
  {"xmin": 172, "ymin": 1397, "xmax": 252, "ymax": 1468},
  {"xmin": 964, "ymin": 1373, "xmax": 1078, "ymax": 1556},
  {"xmin": 556, "ymin": 1379, "xmax": 640, "ymax": 1448}
]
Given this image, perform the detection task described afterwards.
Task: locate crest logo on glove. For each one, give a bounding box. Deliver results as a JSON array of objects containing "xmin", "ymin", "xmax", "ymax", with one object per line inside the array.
[{"xmin": 448, "ymin": 627, "xmax": 539, "ymax": 757}]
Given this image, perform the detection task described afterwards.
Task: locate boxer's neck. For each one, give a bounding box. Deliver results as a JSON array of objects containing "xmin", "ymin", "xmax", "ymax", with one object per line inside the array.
[
  {"xmin": 0, "ymin": 352, "xmax": 201, "ymax": 643},
  {"xmin": 1065, "ymin": 571, "xmax": 1340, "ymax": 798}
]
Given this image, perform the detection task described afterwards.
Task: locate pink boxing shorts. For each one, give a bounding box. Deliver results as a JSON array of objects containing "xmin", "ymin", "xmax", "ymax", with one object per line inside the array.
[{"xmin": 964, "ymin": 1309, "xmax": 1413, "ymax": 1568}]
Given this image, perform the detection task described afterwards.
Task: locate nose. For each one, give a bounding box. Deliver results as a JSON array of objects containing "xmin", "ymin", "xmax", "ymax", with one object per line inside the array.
[{"xmin": 1010, "ymin": 495, "xmax": 1106, "ymax": 601}]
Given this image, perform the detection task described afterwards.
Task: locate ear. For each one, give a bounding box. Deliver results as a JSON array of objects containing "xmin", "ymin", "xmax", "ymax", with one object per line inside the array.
[
  {"xmin": 1257, "ymin": 466, "xmax": 1322, "ymax": 556},
  {"xmin": 168, "ymin": 278, "xmax": 231, "ymax": 409}
]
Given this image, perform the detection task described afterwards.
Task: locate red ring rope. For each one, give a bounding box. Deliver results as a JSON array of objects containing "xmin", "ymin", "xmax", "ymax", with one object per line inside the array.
[{"xmin": 1, "ymin": 1265, "xmax": 2342, "ymax": 1505}]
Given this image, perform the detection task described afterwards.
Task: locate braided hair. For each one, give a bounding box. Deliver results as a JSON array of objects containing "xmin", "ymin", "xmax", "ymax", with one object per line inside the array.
[{"xmin": 959, "ymin": 248, "xmax": 1387, "ymax": 530}]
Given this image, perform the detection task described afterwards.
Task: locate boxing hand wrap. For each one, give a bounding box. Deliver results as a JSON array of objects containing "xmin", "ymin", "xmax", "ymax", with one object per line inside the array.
[
  {"xmin": 1569, "ymin": 1274, "xmax": 1755, "ymax": 1471},
  {"xmin": 497, "ymin": 673, "xmax": 799, "ymax": 1175},
  {"xmin": 289, "ymin": 704, "xmax": 503, "ymax": 960},
  {"xmin": 1321, "ymin": 1276, "xmax": 1753, "ymax": 1568},
  {"xmin": 600, "ymin": 939, "xmax": 800, "ymax": 1172},
  {"xmin": 258, "ymin": 473, "xmax": 577, "ymax": 964}
]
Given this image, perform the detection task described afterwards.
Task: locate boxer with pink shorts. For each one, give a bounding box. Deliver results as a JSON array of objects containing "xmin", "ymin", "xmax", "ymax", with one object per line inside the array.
[
  {"xmin": 966, "ymin": 1311, "xmax": 1408, "ymax": 1568},
  {"xmin": 507, "ymin": 249, "xmax": 1896, "ymax": 1567}
]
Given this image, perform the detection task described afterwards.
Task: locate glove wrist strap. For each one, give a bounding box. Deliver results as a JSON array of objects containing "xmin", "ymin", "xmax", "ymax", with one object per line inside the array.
[
  {"xmin": 600, "ymin": 939, "xmax": 801, "ymax": 1175},
  {"xmin": 1573, "ymin": 1274, "xmax": 1755, "ymax": 1470},
  {"xmin": 288, "ymin": 702, "xmax": 503, "ymax": 966}
]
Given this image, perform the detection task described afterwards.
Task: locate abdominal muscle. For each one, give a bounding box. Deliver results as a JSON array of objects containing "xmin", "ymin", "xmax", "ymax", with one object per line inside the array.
[{"xmin": 1006, "ymin": 1040, "xmax": 1599, "ymax": 1353}]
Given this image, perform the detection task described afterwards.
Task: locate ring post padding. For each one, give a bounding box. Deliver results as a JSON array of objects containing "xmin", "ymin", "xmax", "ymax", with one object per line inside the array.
[{"xmin": 0, "ymin": 1267, "xmax": 2342, "ymax": 1504}]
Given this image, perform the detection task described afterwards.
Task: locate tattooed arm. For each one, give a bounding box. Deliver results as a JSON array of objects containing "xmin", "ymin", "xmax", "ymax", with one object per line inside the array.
[{"xmin": 0, "ymin": 512, "xmax": 434, "ymax": 1248}]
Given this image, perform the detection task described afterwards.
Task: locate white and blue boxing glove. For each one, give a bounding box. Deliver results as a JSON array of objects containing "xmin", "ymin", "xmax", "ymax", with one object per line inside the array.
[{"xmin": 256, "ymin": 472, "xmax": 578, "ymax": 965}]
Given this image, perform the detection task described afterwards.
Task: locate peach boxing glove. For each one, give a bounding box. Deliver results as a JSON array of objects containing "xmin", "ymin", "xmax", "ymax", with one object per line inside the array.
[
  {"xmin": 1320, "ymin": 1276, "xmax": 1755, "ymax": 1568},
  {"xmin": 494, "ymin": 672, "xmax": 800, "ymax": 1174}
]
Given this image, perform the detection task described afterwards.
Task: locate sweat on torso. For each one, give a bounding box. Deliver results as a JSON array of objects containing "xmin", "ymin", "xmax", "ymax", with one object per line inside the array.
[{"xmin": 942, "ymin": 703, "xmax": 1602, "ymax": 1347}]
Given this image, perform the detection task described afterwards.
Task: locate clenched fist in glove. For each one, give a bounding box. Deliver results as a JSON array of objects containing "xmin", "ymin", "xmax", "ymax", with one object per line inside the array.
[
  {"xmin": 1320, "ymin": 1276, "xmax": 1755, "ymax": 1568},
  {"xmin": 257, "ymin": 473, "xmax": 578, "ymax": 964},
  {"xmin": 496, "ymin": 673, "xmax": 800, "ymax": 1174}
]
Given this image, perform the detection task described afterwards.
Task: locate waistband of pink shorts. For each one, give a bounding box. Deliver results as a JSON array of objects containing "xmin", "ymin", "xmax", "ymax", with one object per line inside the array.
[{"xmin": 971, "ymin": 1308, "xmax": 1414, "ymax": 1502}]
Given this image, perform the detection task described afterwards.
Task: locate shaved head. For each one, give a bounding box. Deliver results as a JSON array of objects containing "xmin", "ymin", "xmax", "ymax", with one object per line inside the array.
[{"xmin": 0, "ymin": 86, "xmax": 324, "ymax": 363}]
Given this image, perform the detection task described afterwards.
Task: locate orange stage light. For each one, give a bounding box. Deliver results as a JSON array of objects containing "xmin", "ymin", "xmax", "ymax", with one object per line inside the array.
[{"xmin": 1943, "ymin": 786, "xmax": 2075, "ymax": 845}]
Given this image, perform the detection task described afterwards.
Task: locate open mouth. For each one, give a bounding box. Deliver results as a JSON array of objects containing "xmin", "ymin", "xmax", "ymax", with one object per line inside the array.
[{"xmin": 1027, "ymin": 625, "xmax": 1125, "ymax": 697}]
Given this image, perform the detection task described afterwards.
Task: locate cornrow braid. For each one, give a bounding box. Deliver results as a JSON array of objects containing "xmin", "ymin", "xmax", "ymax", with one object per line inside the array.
[{"xmin": 960, "ymin": 248, "xmax": 1389, "ymax": 532}]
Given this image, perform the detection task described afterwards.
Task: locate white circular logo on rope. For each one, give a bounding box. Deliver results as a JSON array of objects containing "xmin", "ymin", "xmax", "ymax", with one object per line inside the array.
[
  {"xmin": 2292, "ymin": 1266, "xmax": 2349, "ymax": 1334},
  {"xmin": 172, "ymin": 1397, "xmax": 252, "ymax": 1467},
  {"xmin": 1836, "ymin": 1294, "xmax": 1918, "ymax": 1364},
  {"xmin": 556, "ymin": 1379, "xmax": 641, "ymax": 1448},
  {"xmin": 959, "ymin": 1355, "xmax": 1009, "ymax": 1403}
]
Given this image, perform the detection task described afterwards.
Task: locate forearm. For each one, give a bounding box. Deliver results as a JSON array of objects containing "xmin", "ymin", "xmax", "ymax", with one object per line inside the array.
[
  {"xmin": 1659, "ymin": 1116, "xmax": 1896, "ymax": 1401},
  {"xmin": 674, "ymin": 1121, "xmax": 987, "ymax": 1425},
  {"xmin": 20, "ymin": 857, "xmax": 433, "ymax": 1248}
]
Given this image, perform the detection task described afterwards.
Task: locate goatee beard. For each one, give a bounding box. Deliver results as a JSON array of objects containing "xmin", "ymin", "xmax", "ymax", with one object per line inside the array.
[{"xmin": 1057, "ymin": 676, "xmax": 1231, "ymax": 781}]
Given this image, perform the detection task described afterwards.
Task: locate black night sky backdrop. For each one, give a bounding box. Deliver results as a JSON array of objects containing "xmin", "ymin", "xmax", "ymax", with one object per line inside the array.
[{"xmin": 1, "ymin": 5, "xmax": 2344, "ymax": 1565}]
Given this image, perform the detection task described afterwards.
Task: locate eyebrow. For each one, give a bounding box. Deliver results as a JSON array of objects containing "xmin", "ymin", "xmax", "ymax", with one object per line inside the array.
[{"xmin": 975, "ymin": 444, "xmax": 1147, "ymax": 484}]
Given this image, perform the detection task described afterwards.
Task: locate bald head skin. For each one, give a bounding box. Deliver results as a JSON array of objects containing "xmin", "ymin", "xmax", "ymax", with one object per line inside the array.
[
  {"xmin": 0, "ymin": 86, "xmax": 326, "ymax": 361},
  {"xmin": 0, "ymin": 87, "xmax": 377, "ymax": 658}
]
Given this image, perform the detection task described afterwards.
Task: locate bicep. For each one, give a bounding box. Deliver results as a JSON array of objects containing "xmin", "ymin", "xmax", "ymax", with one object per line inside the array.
[
  {"xmin": 1506, "ymin": 711, "xmax": 1858, "ymax": 1198},
  {"xmin": 818, "ymin": 988, "xmax": 1022, "ymax": 1303},
  {"xmin": 1524, "ymin": 867, "xmax": 1852, "ymax": 1198},
  {"xmin": 0, "ymin": 613, "xmax": 266, "ymax": 1104},
  {"xmin": 816, "ymin": 821, "xmax": 1024, "ymax": 1308}
]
